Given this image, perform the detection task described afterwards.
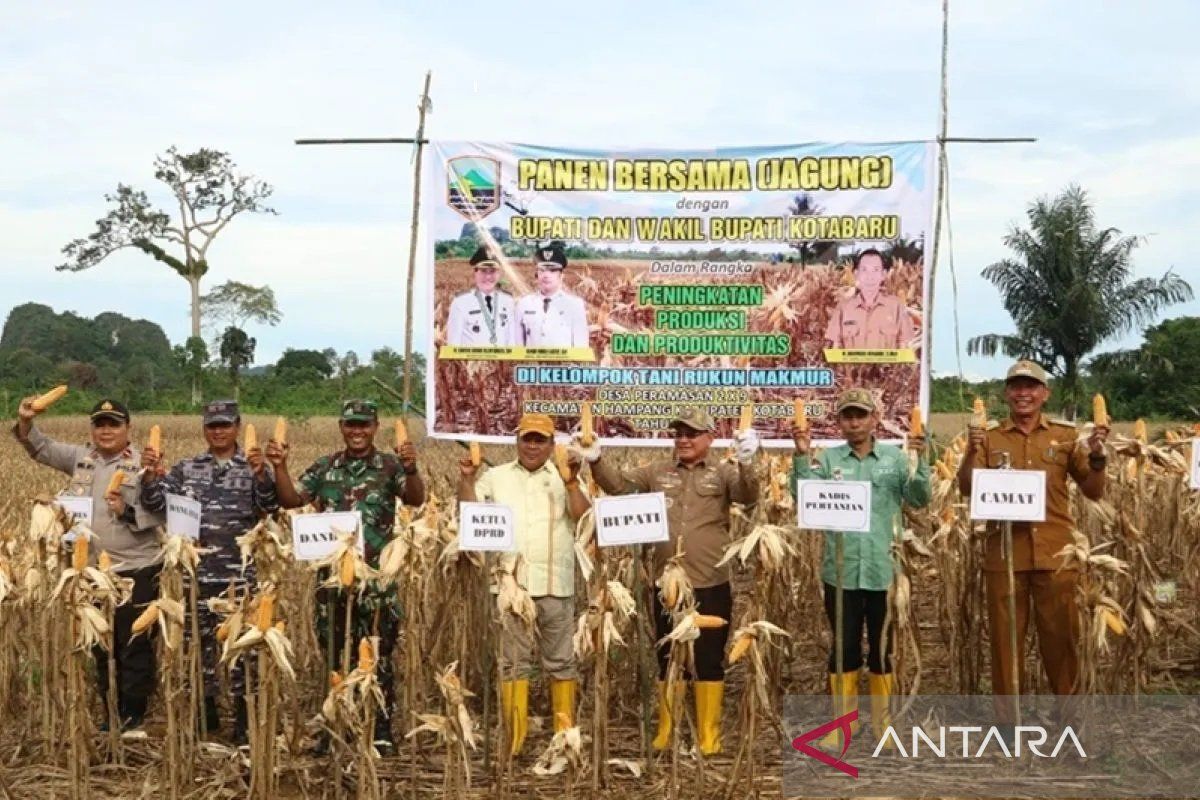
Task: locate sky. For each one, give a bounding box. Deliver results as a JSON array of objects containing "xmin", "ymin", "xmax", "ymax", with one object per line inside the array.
[{"xmin": 3, "ymin": 1, "xmax": 1198, "ymax": 382}]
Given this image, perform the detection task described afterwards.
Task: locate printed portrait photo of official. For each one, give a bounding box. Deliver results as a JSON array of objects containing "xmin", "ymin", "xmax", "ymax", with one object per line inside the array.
[
  {"xmin": 516, "ymin": 240, "xmax": 591, "ymax": 350},
  {"xmin": 445, "ymin": 244, "xmax": 518, "ymax": 347},
  {"xmin": 824, "ymin": 248, "xmax": 915, "ymax": 350}
]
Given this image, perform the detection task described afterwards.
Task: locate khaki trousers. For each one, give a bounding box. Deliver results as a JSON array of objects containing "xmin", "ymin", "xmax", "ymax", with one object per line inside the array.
[{"xmin": 499, "ymin": 595, "xmax": 576, "ymax": 681}]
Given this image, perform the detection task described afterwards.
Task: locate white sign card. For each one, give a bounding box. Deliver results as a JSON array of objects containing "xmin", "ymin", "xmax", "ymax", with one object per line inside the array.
[
  {"xmin": 595, "ymin": 492, "xmax": 670, "ymax": 547},
  {"xmin": 165, "ymin": 493, "xmax": 202, "ymax": 540},
  {"xmin": 56, "ymin": 494, "xmax": 94, "ymax": 543},
  {"xmin": 1190, "ymin": 438, "xmax": 1200, "ymax": 491},
  {"xmin": 796, "ymin": 480, "xmax": 873, "ymax": 532},
  {"xmin": 969, "ymin": 468, "xmax": 1047, "ymax": 522},
  {"xmin": 458, "ymin": 502, "xmax": 516, "ymax": 552},
  {"xmin": 292, "ymin": 511, "xmax": 363, "ymax": 561}
]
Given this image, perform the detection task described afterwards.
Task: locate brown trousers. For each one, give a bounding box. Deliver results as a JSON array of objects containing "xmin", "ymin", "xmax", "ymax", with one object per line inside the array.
[{"xmin": 985, "ymin": 569, "xmax": 1080, "ymax": 719}]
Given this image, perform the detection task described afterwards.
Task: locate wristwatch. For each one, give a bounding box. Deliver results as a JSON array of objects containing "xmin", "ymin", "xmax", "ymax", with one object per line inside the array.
[{"xmin": 1088, "ymin": 453, "xmax": 1107, "ymax": 470}]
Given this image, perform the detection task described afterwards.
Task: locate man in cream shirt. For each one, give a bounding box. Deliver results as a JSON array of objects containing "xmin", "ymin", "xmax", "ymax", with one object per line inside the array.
[{"xmin": 457, "ymin": 412, "xmax": 589, "ymax": 755}]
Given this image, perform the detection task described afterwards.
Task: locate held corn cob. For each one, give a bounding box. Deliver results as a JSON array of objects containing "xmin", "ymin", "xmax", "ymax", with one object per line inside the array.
[
  {"xmin": 147, "ymin": 424, "xmax": 162, "ymax": 453},
  {"xmin": 972, "ymin": 397, "xmax": 988, "ymax": 428},
  {"xmin": 793, "ymin": 398, "xmax": 808, "ymax": 431},
  {"xmin": 554, "ymin": 443, "xmax": 572, "ymax": 481},
  {"xmin": 910, "ymin": 407, "xmax": 924, "ymax": 438},
  {"xmin": 1092, "ymin": 394, "xmax": 1109, "ymax": 428},
  {"xmin": 244, "ymin": 424, "xmax": 258, "ymax": 452},
  {"xmin": 738, "ymin": 403, "xmax": 754, "ymax": 434},
  {"xmin": 30, "ymin": 385, "xmax": 68, "ymax": 411},
  {"xmin": 579, "ymin": 401, "xmax": 595, "ymax": 446},
  {"xmin": 395, "ymin": 419, "xmax": 409, "ymax": 447},
  {"xmin": 273, "ymin": 416, "xmax": 288, "ymax": 445},
  {"xmin": 105, "ymin": 470, "xmax": 126, "ymax": 496},
  {"xmin": 469, "ymin": 441, "xmax": 482, "ymax": 467}
]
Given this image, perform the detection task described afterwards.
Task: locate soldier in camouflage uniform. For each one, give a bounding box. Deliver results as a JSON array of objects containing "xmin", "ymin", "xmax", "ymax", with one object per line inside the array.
[
  {"xmin": 141, "ymin": 400, "xmax": 279, "ymax": 741},
  {"xmin": 271, "ymin": 399, "xmax": 426, "ymax": 752}
]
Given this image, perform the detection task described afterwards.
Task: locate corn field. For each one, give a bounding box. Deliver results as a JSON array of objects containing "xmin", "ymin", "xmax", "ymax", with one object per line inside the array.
[{"xmin": 0, "ymin": 414, "xmax": 1197, "ymax": 799}]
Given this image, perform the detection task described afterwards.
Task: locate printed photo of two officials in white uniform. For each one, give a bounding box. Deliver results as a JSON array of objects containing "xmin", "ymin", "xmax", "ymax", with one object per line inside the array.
[
  {"xmin": 445, "ymin": 245, "xmax": 517, "ymax": 346},
  {"xmin": 514, "ymin": 241, "xmax": 590, "ymax": 348}
]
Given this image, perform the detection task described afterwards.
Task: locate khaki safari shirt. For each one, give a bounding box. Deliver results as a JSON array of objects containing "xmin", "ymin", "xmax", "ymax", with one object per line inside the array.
[
  {"xmin": 825, "ymin": 291, "xmax": 914, "ymax": 349},
  {"xmin": 970, "ymin": 414, "xmax": 1092, "ymax": 572},
  {"xmin": 593, "ymin": 456, "xmax": 758, "ymax": 588}
]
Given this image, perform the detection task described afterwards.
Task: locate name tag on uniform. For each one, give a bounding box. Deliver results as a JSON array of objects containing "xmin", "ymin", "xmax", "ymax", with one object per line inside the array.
[
  {"xmin": 165, "ymin": 493, "xmax": 202, "ymax": 540},
  {"xmin": 969, "ymin": 469, "xmax": 1046, "ymax": 522},
  {"xmin": 458, "ymin": 502, "xmax": 515, "ymax": 552}
]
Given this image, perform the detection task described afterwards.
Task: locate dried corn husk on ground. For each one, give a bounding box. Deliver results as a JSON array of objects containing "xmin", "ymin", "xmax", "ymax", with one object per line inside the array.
[
  {"xmin": 407, "ymin": 661, "xmax": 477, "ymax": 796},
  {"xmin": 318, "ymin": 637, "xmax": 385, "ymax": 799}
]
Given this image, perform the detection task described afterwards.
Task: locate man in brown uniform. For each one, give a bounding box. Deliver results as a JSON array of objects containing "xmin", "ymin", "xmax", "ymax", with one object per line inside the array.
[
  {"xmin": 957, "ymin": 360, "xmax": 1108, "ymax": 722},
  {"xmin": 824, "ymin": 249, "xmax": 914, "ymax": 350},
  {"xmin": 587, "ymin": 407, "xmax": 760, "ymax": 755}
]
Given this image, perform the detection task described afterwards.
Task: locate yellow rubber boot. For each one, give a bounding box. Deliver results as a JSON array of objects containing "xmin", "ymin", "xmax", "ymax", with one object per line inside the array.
[
  {"xmin": 868, "ymin": 673, "xmax": 895, "ymax": 749},
  {"xmin": 651, "ymin": 680, "xmax": 685, "ymax": 750},
  {"xmin": 819, "ymin": 672, "xmax": 861, "ymax": 750},
  {"xmin": 693, "ymin": 681, "xmax": 724, "ymax": 756},
  {"xmin": 500, "ymin": 679, "xmax": 529, "ymax": 755},
  {"xmin": 550, "ymin": 678, "xmax": 577, "ymax": 732}
]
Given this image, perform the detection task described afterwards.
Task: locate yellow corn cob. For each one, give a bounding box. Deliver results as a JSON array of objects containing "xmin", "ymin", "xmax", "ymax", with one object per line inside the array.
[
  {"xmin": 358, "ymin": 638, "xmax": 376, "ymax": 672},
  {"xmin": 30, "ymin": 385, "xmax": 68, "ymax": 411},
  {"xmin": 695, "ymin": 614, "xmax": 728, "ymax": 630},
  {"xmin": 330, "ymin": 671, "xmax": 343, "ymax": 689},
  {"xmin": 244, "ymin": 424, "xmax": 258, "ymax": 452},
  {"xmin": 395, "ymin": 419, "xmax": 409, "ymax": 447},
  {"xmin": 728, "ymin": 634, "xmax": 753, "ymax": 664},
  {"xmin": 1165, "ymin": 431, "xmax": 1178, "ymax": 443},
  {"xmin": 273, "ymin": 416, "xmax": 288, "ymax": 445},
  {"xmin": 1133, "ymin": 419, "xmax": 1147, "ymax": 443},
  {"xmin": 580, "ymin": 401, "xmax": 595, "ymax": 446},
  {"xmin": 216, "ymin": 620, "xmax": 230, "ymax": 642},
  {"xmin": 1092, "ymin": 394, "xmax": 1108, "ymax": 427},
  {"xmin": 256, "ymin": 593, "xmax": 275, "ymax": 629},
  {"xmin": 339, "ymin": 550, "xmax": 356, "ymax": 588},
  {"xmin": 72, "ymin": 536, "xmax": 89, "ymax": 572},
  {"xmin": 739, "ymin": 403, "xmax": 754, "ymax": 433},
  {"xmin": 1102, "ymin": 608, "xmax": 1126, "ymax": 636},
  {"xmin": 910, "ymin": 407, "xmax": 924, "ymax": 437},
  {"xmin": 273, "ymin": 620, "xmax": 286, "ymax": 634},
  {"xmin": 469, "ymin": 440, "xmax": 482, "ymax": 467},
  {"xmin": 793, "ymin": 398, "xmax": 808, "ymax": 431},
  {"xmin": 1192, "ymin": 422, "xmax": 1200, "ymax": 436},
  {"xmin": 662, "ymin": 582, "xmax": 678, "ymax": 609},
  {"xmin": 98, "ymin": 551, "xmax": 112, "ymax": 571},
  {"xmin": 554, "ymin": 443, "xmax": 572, "ymax": 481},
  {"xmin": 935, "ymin": 461, "xmax": 954, "ymax": 481},
  {"xmin": 105, "ymin": 471, "xmax": 126, "ymax": 496},
  {"xmin": 972, "ymin": 397, "xmax": 987, "ymax": 427},
  {"xmin": 147, "ymin": 424, "xmax": 162, "ymax": 453},
  {"xmin": 132, "ymin": 604, "xmax": 160, "ymax": 635}
]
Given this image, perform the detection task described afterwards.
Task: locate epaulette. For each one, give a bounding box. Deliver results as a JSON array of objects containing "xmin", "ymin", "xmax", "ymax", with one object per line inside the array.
[
  {"xmin": 1048, "ymin": 418, "xmax": 1076, "ymax": 428},
  {"xmin": 985, "ymin": 420, "xmax": 1001, "ymax": 430}
]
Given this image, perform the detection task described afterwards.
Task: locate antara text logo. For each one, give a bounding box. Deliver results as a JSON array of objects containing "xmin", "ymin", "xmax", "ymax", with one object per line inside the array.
[{"xmin": 792, "ymin": 710, "xmax": 1087, "ymax": 776}]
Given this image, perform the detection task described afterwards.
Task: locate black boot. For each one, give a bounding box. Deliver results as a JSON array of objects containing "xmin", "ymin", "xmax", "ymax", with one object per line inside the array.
[
  {"xmin": 233, "ymin": 697, "xmax": 248, "ymax": 745},
  {"xmin": 121, "ymin": 695, "xmax": 148, "ymax": 731},
  {"xmin": 203, "ymin": 696, "xmax": 220, "ymax": 738}
]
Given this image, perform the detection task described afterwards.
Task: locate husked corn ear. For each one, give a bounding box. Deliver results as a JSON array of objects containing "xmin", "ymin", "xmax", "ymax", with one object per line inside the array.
[
  {"xmin": 695, "ymin": 614, "xmax": 727, "ymax": 629},
  {"xmin": 972, "ymin": 397, "xmax": 987, "ymax": 427},
  {"xmin": 72, "ymin": 536, "xmax": 89, "ymax": 572},
  {"xmin": 98, "ymin": 551, "xmax": 112, "ymax": 571},
  {"xmin": 273, "ymin": 416, "xmax": 288, "ymax": 445},
  {"xmin": 469, "ymin": 440, "xmax": 482, "ymax": 467},
  {"xmin": 105, "ymin": 471, "xmax": 126, "ymax": 496},
  {"xmin": 395, "ymin": 419, "xmax": 409, "ymax": 446},
  {"xmin": 935, "ymin": 461, "xmax": 954, "ymax": 480},
  {"xmin": 580, "ymin": 401, "xmax": 595, "ymax": 446},
  {"xmin": 132, "ymin": 603, "xmax": 160, "ymax": 635},
  {"xmin": 256, "ymin": 593, "xmax": 275, "ymax": 629},
  {"xmin": 554, "ymin": 444, "xmax": 572, "ymax": 481},
  {"xmin": 739, "ymin": 403, "xmax": 754, "ymax": 433},
  {"xmin": 728, "ymin": 633, "xmax": 753, "ymax": 663},
  {"xmin": 1133, "ymin": 419, "xmax": 1147, "ymax": 443},
  {"xmin": 330, "ymin": 671, "xmax": 343, "ymax": 689},
  {"xmin": 147, "ymin": 424, "xmax": 162, "ymax": 453},
  {"xmin": 793, "ymin": 398, "xmax": 808, "ymax": 431},
  {"xmin": 358, "ymin": 638, "xmax": 376, "ymax": 673},
  {"xmin": 31, "ymin": 385, "xmax": 68, "ymax": 411},
  {"xmin": 216, "ymin": 620, "xmax": 231, "ymax": 642},
  {"xmin": 339, "ymin": 550, "xmax": 356, "ymax": 587},
  {"xmin": 910, "ymin": 407, "xmax": 924, "ymax": 437},
  {"xmin": 1092, "ymin": 394, "xmax": 1108, "ymax": 427},
  {"xmin": 1102, "ymin": 608, "xmax": 1126, "ymax": 636},
  {"xmin": 273, "ymin": 620, "xmax": 286, "ymax": 634},
  {"xmin": 244, "ymin": 424, "xmax": 258, "ymax": 452}
]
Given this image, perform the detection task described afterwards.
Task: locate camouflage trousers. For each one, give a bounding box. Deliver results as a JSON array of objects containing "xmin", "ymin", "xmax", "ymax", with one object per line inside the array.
[{"xmin": 190, "ymin": 555, "xmax": 254, "ymax": 699}]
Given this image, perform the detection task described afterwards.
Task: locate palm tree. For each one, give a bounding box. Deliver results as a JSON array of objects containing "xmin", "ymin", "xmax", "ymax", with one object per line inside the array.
[{"xmin": 967, "ymin": 185, "xmax": 1193, "ymax": 416}]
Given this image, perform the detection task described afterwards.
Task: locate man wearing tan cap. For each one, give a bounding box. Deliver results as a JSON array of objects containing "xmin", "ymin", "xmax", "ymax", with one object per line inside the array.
[
  {"xmin": 457, "ymin": 413, "xmax": 589, "ymax": 755},
  {"xmin": 957, "ymin": 360, "xmax": 1108, "ymax": 726},
  {"xmin": 585, "ymin": 406, "xmax": 760, "ymax": 755},
  {"xmin": 790, "ymin": 387, "xmax": 929, "ymax": 750}
]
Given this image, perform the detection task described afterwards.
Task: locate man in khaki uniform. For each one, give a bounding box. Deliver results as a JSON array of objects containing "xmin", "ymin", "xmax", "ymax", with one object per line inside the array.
[
  {"xmin": 457, "ymin": 413, "xmax": 590, "ymax": 755},
  {"xmin": 586, "ymin": 407, "xmax": 760, "ymax": 755},
  {"xmin": 957, "ymin": 360, "xmax": 1108, "ymax": 720},
  {"xmin": 824, "ymin": 249, "xmax": 914, "ymax": 349}
]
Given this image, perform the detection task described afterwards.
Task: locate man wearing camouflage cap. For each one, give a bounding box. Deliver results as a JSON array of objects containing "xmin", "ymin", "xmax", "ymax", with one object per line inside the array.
[
  {"xmin": 790, "ymin": 388, "xmax": 930, "ymax": 750},
  {"xmin": 271, "ymin": 399, "xmax": 426, "ymax": 753},
  {"xmin": 585, "ymin": 406, "xmax": 760, "ymax": 755},
  {"xmin": 958, "ymin": 360, "xmax": 1108, "ymax": 729},
  {"xmin": 141, "ymin": 399, "xmax": 280, "ymax": 741},
  {"xmin": 516, "ymin": 240, "xmax": 590, "ymax": 348},
  {"xmin": 446, "ymin": 243, "xmax": 518, "ymax": 346},
  {"xmin": 457, "ymin": 413, "xmax": 590, "ymax": 755}
]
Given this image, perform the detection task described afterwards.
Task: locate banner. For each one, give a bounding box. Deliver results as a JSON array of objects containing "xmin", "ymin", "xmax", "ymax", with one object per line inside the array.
[{"xmin": 425, "ymin": 141, "xmax": 934, "ymax": 446}]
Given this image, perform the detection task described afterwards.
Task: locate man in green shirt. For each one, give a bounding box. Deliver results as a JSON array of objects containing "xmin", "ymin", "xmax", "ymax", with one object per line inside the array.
[{"xmin": 791, "ymin": 388, "xmax": 930, "ymax": 746}]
